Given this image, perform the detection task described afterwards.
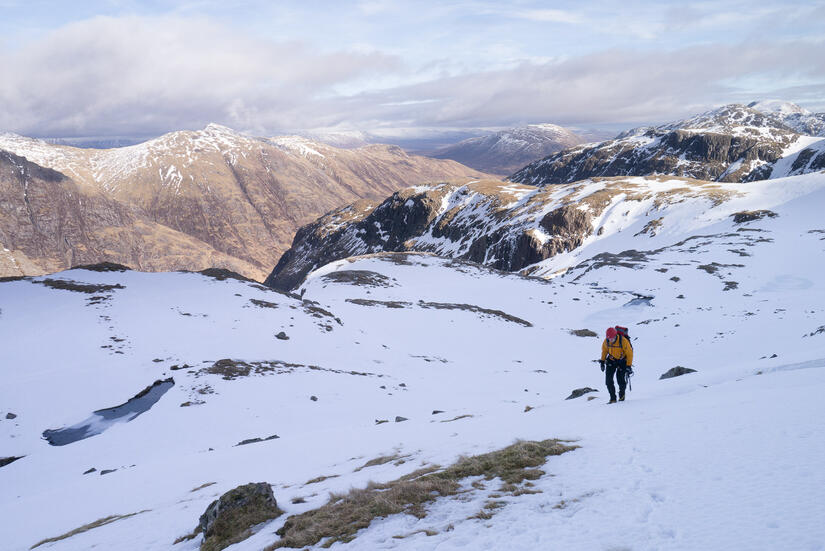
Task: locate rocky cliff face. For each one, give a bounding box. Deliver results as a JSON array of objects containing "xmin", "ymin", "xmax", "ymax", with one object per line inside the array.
[
  {"xmin": 0, "ymin": 125, "xmax": 486, "ymax": 279},
  {"xmin": 510, "ymin": 104, "xmax": 824, "ymax": 185},
  {"xmin": 265, "ymin": 175, "xmax": 746, "ymax": 290},
  {"xmin": 431, "ymin": 124, "xmax": 583, "ymax": 176}
]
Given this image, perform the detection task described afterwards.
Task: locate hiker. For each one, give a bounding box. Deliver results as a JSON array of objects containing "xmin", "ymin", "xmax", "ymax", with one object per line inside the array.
[{"xmin": 600, "ymin": 326, "xmax": 633, "ymax": 403}]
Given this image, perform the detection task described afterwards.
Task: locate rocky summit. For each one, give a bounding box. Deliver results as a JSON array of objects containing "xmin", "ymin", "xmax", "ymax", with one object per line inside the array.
[
  {"xmin": 748, "ymin": 100, "xmax": 825, "ymax": 137},
  {"xmin": 0, "ymin": 125, "xmax": 486, "ymax": 280},
  {"xmin": 510, "ymin": 103, "xmax": 825, "ymax": 185}
]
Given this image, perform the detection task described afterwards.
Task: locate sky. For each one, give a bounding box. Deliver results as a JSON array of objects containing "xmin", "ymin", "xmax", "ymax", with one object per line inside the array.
[{"xmin": 0, "ymin": 0, "xmax": 824, "ymax": 139}]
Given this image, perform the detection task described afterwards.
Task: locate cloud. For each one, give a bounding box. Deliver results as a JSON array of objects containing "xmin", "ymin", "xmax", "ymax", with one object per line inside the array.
[
  {"xmin": 511, "ymin": 9, "xmax": 583, "ymax": 25},
  {"xmin": 0, "ymin": 15, "xmax": 401, "ymax": 136},
  {"xmin": 1, "ymin": 12, "xmax": 824, "ymax": 139},
  {"xmin": 313, "ymin": 38, "xmax": 825, "ymax": 131}
]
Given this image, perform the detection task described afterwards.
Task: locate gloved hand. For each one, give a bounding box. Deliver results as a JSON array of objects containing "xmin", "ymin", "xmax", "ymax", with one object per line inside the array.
[{"xmin": 599, "ymin": 360, "xmax": 605, "ymax": 372}]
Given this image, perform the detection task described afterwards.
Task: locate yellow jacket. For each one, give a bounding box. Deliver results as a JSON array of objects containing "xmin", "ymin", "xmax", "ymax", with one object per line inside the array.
[{"xmin": 601, "ymin": 336, "xmax": 633, "ymax": 366}]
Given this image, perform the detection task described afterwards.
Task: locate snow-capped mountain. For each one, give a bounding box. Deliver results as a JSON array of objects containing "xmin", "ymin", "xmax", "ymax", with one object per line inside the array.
[
  {"xmin": 0, "ymin": 125, "xmax": 486, "ymax": 280},
  {"xmin": 510, "ymin": 103, "xmax": 825, "ymax": 185},
  {"xmin": 3, "ymin": 168, "xmax": 825, "ymax": 550},
  {"xmin": 748, "ymin": 100, "xmax": 825, "ymax": 136},
  {"xmin": 44, "ymin": 136, "xmax": 151, "ymax": 149},
  {"xmin": 431, "ymin": 124, "xmax": 583, "ymax": 176},
  {"xmin": 296, "ymin": 130, "xmax": 374, "ymax": 149}
]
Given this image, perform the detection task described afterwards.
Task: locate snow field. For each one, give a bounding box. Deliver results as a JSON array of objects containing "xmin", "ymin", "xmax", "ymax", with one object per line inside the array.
[{"xmin": 1, "ymin": 172, "xmax": 825, "ymax": 550}]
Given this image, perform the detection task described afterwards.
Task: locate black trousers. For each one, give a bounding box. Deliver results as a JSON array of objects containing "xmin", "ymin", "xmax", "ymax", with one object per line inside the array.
[{"xmin": 605, "ymin": 359, "xmax": 627, "ymax": 400}]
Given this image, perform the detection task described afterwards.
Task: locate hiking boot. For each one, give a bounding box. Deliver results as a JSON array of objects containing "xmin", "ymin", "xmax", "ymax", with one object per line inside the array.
[
  {"xmin": 608, "ymin": 398, "xmax": 617, "ymax": 404},
  {"xmin": 619, "ymin": 394, "xmax": 625, "ymax": 402}
]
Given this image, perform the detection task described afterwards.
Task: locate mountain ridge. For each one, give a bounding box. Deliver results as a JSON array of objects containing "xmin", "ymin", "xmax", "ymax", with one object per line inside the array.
[
  {"xmin": 264, "ymin": 172, "xmax": 823, "ymax": 291},
  {"xmin": 0, "ymin": 125, "xmax": 487, "ymax": 280},
  {"xmin": 510, "ymin": 103, "xmax": 825, "ymax": 185}
]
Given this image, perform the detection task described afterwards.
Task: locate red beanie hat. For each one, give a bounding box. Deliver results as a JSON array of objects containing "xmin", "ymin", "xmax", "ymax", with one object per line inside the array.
[{"xmin": 606, "ymin": 327, "xmax": 617, "ymax": 339}]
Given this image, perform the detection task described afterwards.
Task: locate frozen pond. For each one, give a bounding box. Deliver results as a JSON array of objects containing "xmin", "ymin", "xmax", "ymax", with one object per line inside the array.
[
  {"xmin": 623, "ymin": 295, "xmax": 654, "ymax": 307},
  {"xmin": 42, "ymin": 378, "xmax": 174, "ymax": 446}
]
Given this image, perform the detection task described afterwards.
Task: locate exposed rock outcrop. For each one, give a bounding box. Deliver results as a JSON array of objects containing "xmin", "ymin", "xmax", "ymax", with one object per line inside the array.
[
  {"xmin": 660, "ymin": 366, "xmax": 697, "ymax": 379},
  {"xmin": 0, "ymin": 456, "xmax": 24, "ymax": 468},
  {"xmin": 199, "ymin": 482, "xmax": 282, "ymax": 551},
  {"xmin": 731, "ymin": 210, "xmax": 778, "ymax": 224},
  {"xmin": 566, "ymin": 387, "xmax": 598, "ymax": 400}
]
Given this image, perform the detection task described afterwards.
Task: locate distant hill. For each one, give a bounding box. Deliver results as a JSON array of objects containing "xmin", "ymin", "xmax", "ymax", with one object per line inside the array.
[{"xmin": 430, "ymin": 124, "xmax": 583, "ymax": 176}]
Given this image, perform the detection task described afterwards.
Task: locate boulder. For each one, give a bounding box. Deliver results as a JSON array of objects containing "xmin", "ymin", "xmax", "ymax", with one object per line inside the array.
[
  {"xmin": 565, "ymin": 387, "xmax": 598, "ymax": 400},
  {"xmin": 659, "ymin": 366, "xmax": 697, "ymax": 380},
  {"xmin": 199, "ymin": 482, "xmax": 282, "ymax": 551}
]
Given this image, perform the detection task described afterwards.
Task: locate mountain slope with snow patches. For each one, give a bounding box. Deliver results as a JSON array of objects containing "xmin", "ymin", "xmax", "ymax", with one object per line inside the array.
[
  {"xmin": 748, "ymin": 100, "xmax": 825, "ymax": 137},
  {"xmin": 2, "ymin": 169, "xmax": 825, "ymax": 550},
  {"xmin": 0, "ymin": 125, "xmax": 485, "ymax": 280},
  {"xmin": 511, "ymin": 103, "xmax": 825, "ymax": 185},
  {"xmin": 265, "ymin": 172, "xmax": 825, "ymax": 291}
]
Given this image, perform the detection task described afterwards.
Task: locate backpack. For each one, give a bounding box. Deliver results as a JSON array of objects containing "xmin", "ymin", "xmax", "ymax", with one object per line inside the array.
[
  {"xmin": 615, "ymin": 326, "xmax": 634, "ymax": 390},
  {"xmin": 615, "ymin": 326, "xmax": 632, "ymax": 349}
]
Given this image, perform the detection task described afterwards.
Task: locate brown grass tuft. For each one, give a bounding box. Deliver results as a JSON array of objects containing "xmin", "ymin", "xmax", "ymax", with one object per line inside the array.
[
  {"xmin": 173, "ymin": 526, "xmax": 200, "ymax": 544},
  {"xmin": 191, "ymin": 482, "xmax": 217, "ymax": 493},
  {"xmin": 31, "ymin": 511, "xmax": 150, "ymax": 549},
  {"xmin": 266, "ymin": 439, "xmax": 576, "ymax": 549},
  {"xmin": 305, "ymin": 474, "xmax": 340, "ymax": 485},
  {"xmin": 354, "ymin": 453, "xmax": 407, "ymax": 472}
]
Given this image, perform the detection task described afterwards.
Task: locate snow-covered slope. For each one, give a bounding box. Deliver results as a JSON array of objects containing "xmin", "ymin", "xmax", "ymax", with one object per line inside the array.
[
  {"xmin": 768, "ymin": 135, "xmax": 825, "ymax": 179},
  {"xmin": 511, "ymin": 103, "xmax": 824, "ymax": 185},
  {"xmin": 2, "ymin": 171, "xmax": 825, "ymax": 550},
  {"xmin": 265, "ymin": 173, "xmax": 825, "ymax": 291},
  {"xmin": 431, "ymin": 124, "xmax": 583, "ymax": 176}
]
